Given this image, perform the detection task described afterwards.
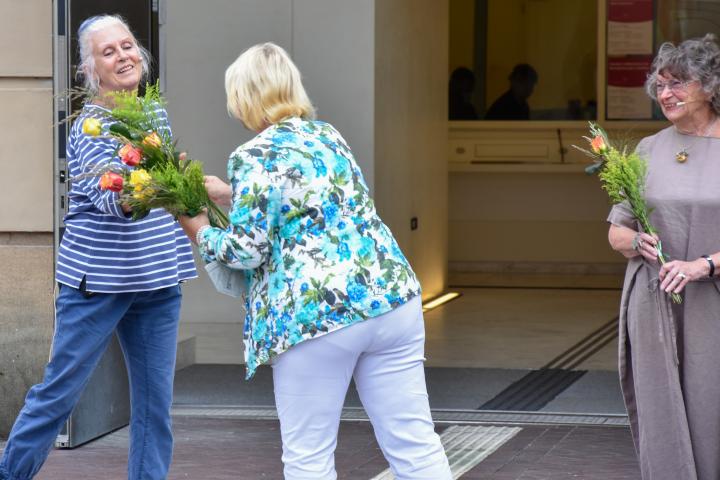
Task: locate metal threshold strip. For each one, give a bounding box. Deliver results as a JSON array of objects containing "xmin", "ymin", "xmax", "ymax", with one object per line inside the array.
[{"xmin": 171, "ymin": 405, "xmax": 629, "ymax": 427}]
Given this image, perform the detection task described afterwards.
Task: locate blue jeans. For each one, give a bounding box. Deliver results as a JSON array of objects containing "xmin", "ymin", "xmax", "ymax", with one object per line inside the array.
[{"xmin": 0, "ymin": 284, "xmax": 182, "ymax": 480}]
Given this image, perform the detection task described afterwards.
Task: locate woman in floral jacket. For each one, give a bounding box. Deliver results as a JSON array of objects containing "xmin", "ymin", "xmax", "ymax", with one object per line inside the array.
[{"xmin": 179, "ymin": 43, "xmax": 450, "ymax": 480}]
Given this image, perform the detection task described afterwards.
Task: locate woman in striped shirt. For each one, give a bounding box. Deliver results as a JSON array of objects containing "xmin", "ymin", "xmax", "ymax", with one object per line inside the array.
[{"xmin": 0, "ymin": 15, "xmax": 196, "ymax": 480}]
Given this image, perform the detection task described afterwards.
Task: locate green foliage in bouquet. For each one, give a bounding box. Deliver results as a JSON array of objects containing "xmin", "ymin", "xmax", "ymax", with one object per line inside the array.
[
  {"xmin": 575, "ymin": 121, "xmax": 681, "ymax": 304},
  {"xmin": 78, "ymin": 82, "xmax": 228, "ymax": 228},
  {"xmin": 597, "ymin": 147, "xmax": 655, "ymax": 236},
  {"xmin": 108, "ymin": 82, "xmax": 165, "ymax": 133},
  {"xmin": 134, "ymin": 161, "xmax": 229, "ymax": 228}
]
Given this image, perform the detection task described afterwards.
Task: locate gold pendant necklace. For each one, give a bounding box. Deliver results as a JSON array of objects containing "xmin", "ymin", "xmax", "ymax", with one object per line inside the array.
[{"xmin": 675, "ymin": 116, "xmax": 718, "ymax": 163}]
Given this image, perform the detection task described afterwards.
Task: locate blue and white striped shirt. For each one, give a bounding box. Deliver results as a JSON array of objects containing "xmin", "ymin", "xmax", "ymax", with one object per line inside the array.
[{"xmin": 56, "ymin": 103, "xmax": 197, "ymax": 293}]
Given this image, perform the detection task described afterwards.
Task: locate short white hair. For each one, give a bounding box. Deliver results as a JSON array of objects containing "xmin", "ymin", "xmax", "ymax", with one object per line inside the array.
[{"xmin": 76, "ymin": 14, "xmax": 151, "ymax": 93}]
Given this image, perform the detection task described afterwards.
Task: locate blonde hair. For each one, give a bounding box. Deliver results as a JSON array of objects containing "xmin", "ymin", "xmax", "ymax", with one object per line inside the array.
[
  {"xmin": 77, "ymin": 14, "xmax": 151, "ymax": 94},
  {"xmin": 225, "ymin": 43, "xmax": 315, "ymax": 131}
]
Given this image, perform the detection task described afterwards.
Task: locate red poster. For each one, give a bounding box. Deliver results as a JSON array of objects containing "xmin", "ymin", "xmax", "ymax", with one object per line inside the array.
[
  {"xmin": 607, "ymin": 56, "xmax": 654, "ymax": 119},
  {"xmin": 608, "ymin": 0, "xmax": 653, "ymax": 23},
  {"xmin": 607, "ymin": 56, "xmax": 653, "ymax": 87}
]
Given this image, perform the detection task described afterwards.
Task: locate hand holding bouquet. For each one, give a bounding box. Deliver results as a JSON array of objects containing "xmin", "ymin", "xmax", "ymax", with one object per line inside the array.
[
  {"xmin": 76, "ymin": 83, "xmax": 228, "ymax": 228},
  {"xmin": 576, "ymin": 122, "xmax": 682, "ymax": 304}
]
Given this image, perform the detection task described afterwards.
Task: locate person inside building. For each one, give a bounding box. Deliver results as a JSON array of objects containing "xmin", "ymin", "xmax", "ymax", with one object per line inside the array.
[
  {"xmin": 178, "ymin": 42, "xmax": 452, "ymax": 480},
  {"xmin": 0, "ymin": 14, "xmax": 196, "ymax": 480},
  {"xmin": 485, "ymin": 63, "xmax": 538, "ymax": 120},
  {"xmin": 449, "ymin": 66, "xmax": 479, "ymax": 120},
  {"xmin": 607, "ymin": 34, "xmax": 720, "ymax": 480}
]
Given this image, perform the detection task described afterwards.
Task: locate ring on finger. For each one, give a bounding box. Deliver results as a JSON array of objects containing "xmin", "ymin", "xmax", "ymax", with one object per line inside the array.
[{"xmin": 678, "ymin": 272, "xmax": 687, "ymax": 280}]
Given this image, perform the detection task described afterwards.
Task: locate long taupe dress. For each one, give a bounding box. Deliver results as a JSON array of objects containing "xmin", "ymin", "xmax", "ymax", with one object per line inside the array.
[{"xmin": 609, "ymin": 126, "xmax": 720, "ymax": 480}]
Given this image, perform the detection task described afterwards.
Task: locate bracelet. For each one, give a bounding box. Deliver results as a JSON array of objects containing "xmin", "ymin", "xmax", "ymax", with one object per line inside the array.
[
  {"xmin": 702, "ymin": 254, "xmax": 715, "ymax": 278},
  {"xmin": 195, "ymin": 225, "xmax": 211, "ymax": 246}
]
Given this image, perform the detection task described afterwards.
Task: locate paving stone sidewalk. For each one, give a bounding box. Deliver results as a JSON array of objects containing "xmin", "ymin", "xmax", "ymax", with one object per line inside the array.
[{"xmin": 0, "ymin": 416, "xmax": 641, "ymax": 479}]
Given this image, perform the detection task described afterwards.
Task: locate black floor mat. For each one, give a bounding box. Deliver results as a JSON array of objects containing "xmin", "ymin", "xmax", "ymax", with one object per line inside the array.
[{"xmin": 173, "ymin": 365, "xmax": 625, "ymax": 414}]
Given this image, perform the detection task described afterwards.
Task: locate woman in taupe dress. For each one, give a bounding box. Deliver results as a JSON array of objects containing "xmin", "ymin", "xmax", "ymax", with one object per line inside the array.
[{"xmin": 608, "ymin": 34, "xmax": 720, "ymax": 480}]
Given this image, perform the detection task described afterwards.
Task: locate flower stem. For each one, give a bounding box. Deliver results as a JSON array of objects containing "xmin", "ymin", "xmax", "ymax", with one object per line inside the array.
[
  {"xmin": 655, "ymin": 244, "xmax": 683, "ymax": 304},
  {"xmin": 206, "ymin": 200, "xmax": 229, "ymax": 229}
]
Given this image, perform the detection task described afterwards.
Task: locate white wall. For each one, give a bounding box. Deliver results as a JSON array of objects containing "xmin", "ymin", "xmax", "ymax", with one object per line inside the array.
[
  {"xmin": 164, "ymin": 0, "xmax": 292, "ymax": 181},
  {"xmin": 292, "ymin": 0, "xmax": 375, "ymax": 187},
  {"xmin": 164, "ymin": 0, "xmax": 375, "ymax": 185},
  {"xmin": 164, "ymin": 0, "xmax": 449, "ymax": 362},
  {"xmin": 164, "ymin": 0, "xmax": 294, "ymax": 334},
  {"xmin": 449, "ymin": 172, "xmax": 620, "ymax": 265},
  {"xmin": 375, "ymin": 0, "xmax": 449, "ymax": 299},
  {"xmin": 164, "ymin": 0, "xmax": 383, "ymax": 362}
]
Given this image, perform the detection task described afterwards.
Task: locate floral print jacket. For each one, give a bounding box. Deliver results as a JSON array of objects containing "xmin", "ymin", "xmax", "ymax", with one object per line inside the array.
[{"xmin": 198, "ymin": 117, "xmax": 421, "ymax": 378}]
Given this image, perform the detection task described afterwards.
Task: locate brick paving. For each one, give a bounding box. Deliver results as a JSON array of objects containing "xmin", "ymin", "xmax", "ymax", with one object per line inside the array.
[{"xmin": 0, "ymin": 417, "xmax": 642, "ymax": 479}]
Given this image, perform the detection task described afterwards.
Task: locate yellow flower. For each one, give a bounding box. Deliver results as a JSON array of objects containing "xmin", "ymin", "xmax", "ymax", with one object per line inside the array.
[
  {"xmin": 130, "ymin": 169, "xmax": 152, "ymax": 187},
  {"xmin": 82, "ymin": 118, "xmax": 102, "ymax": 137},
  {"xmin": 129, "ymin": 169, "xmax": 154, "ymax": 200},
  {"xmin": 142, "ymin": 132, "xmax": 162, "ymax": 148}
]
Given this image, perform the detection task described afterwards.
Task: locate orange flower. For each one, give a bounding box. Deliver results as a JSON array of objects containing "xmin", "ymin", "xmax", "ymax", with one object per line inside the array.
[
  {"xmin": 99, "ymin": 172, "xmax": 124, "ymax": 192},
  {"xmin": 142, "ymin": 132, "xmax": 162, "ymax": 148},
  {"xmin": 590, "ymin": 135, "xmax": 608, "ymax": 155},
  {"xmin": 118, "ymin": 144, "xmax": 143, "ymax": 167}
]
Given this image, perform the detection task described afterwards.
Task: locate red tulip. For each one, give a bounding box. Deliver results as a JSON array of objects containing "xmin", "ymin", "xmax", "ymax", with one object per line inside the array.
[
  {"xmin": 99, "ymin": 172, "xmax": 124, "ymax": 192},
  {"xmin": 118, "ymin": 144, "xmax": 142, "ymax": 167}
]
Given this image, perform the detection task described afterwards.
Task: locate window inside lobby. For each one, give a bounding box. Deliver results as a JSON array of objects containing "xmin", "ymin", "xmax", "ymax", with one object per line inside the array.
[
  {"xmin": 450, "ymin": 0, "xmax": 720, "ymax": 122},
  {"xmin": 449, "ymin": 0, "xmax": 598, "ymax": 121},
  {"xmin": 654, "ymin": 0, "xmax": 720, "ymax": 48}
]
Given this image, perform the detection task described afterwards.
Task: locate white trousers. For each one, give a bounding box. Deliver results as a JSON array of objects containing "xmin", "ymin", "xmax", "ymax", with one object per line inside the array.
[{"xmin": 272, "ymin": 296, "xmax": 452, "ymax": 480}]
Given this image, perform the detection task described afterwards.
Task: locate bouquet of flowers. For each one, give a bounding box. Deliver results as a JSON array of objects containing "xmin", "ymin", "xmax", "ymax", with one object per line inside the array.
[
  {"xmin": 575, "ymin": 122, "xmax": 681, "ymax": 304},
  {"xmin": 76, "ymin": 83, "xmax": 228, "ymax": 228}
]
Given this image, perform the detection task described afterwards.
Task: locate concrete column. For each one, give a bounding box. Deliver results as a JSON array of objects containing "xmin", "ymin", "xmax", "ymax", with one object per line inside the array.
[
  {"xmin": 0, "ymin": 0, "xmax": 55, "ymax": 436},
  {"xmin": 374, "ymin": 0, "xmax": 449, "ymax": 298}
]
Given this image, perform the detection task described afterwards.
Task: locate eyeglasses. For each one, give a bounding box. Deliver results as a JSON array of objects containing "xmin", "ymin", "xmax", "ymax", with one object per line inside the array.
[{"xmin": 655, "ymin": 79, "xmax": 696, "ymax": 94}]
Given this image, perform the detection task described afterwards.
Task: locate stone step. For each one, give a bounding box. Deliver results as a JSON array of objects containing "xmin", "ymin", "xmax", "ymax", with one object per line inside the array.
[{"xmin": 176, "ymin": 334, "xmax": 196, "ymax": 371}]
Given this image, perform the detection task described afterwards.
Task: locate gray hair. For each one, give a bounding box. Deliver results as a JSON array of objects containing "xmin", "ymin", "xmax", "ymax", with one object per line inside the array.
[
  {"xmin": 76, "ymin": 14, "xmax": 151, "ymax": 94},
  {"xmin": 645, "ymin": 33, "xmax": 720, "ymax": 114}
]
